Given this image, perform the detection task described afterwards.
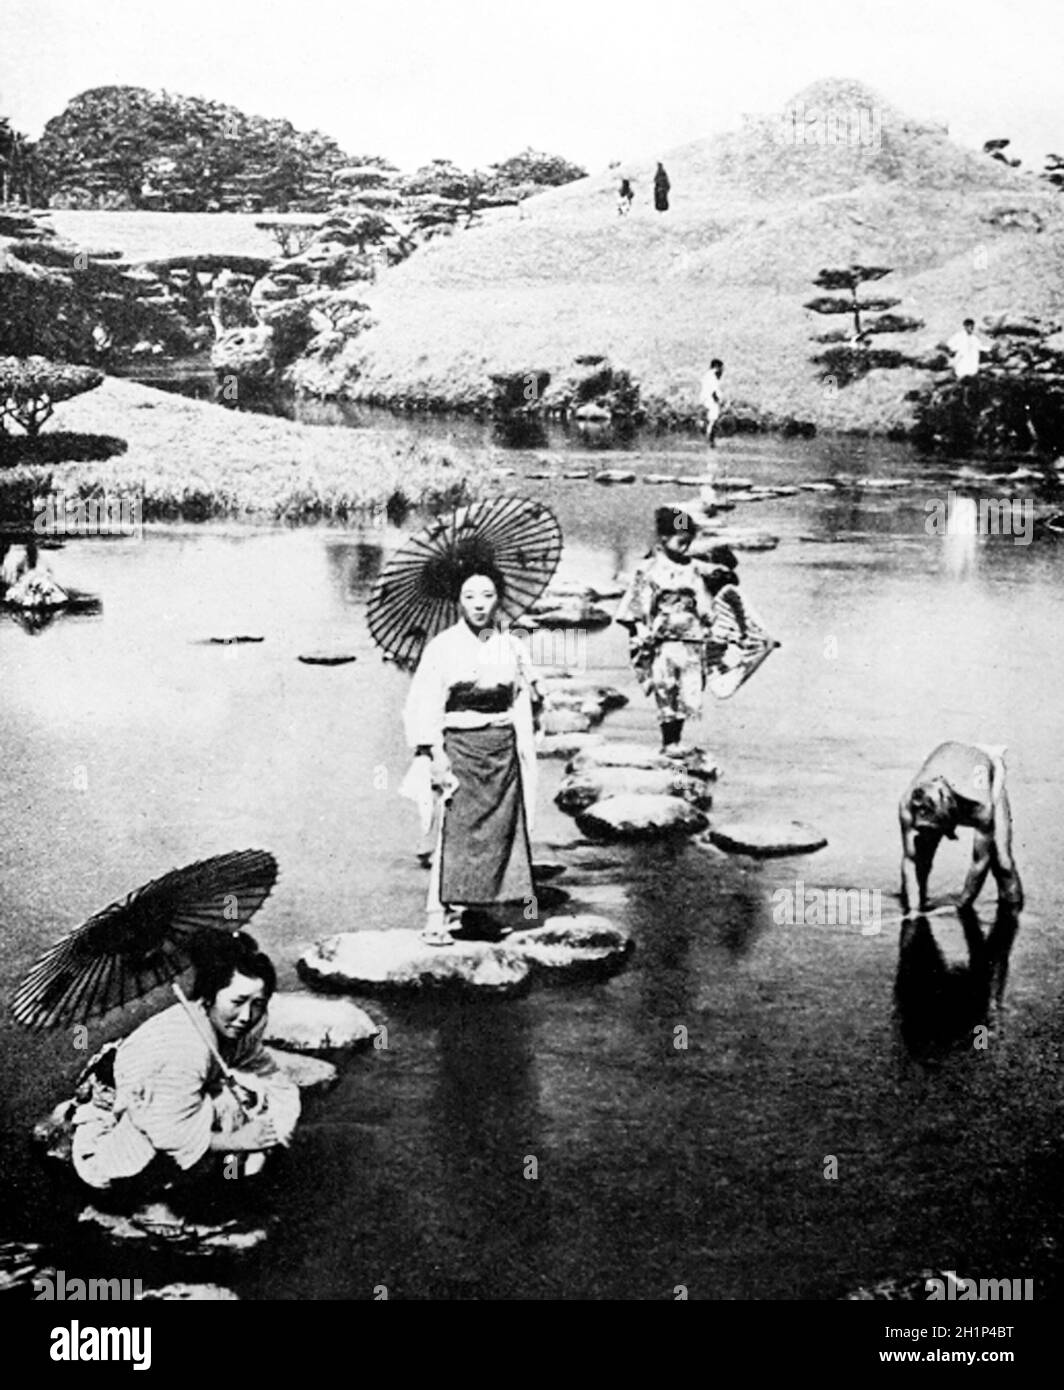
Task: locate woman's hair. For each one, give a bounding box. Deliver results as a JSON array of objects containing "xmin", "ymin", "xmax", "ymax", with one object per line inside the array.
[
  {"xmin": 451, "ymin": 563, "xmax": 507, "ymax": 605},
  {"xmin": 190, "ymin": 931, "xmax": 277, "ymax": 1004},
  {"xmin": 655, "ymin": 505, "xmax": 697, "ymax": 539}
]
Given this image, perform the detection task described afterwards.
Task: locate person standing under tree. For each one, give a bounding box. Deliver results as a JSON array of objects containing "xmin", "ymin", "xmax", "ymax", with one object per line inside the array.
[{"xmin": 654, "ymin": 162, "xmax": 670, "ymax": 212}]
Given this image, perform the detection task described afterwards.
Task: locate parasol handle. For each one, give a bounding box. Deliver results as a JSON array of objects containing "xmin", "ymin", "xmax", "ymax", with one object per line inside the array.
[{"xmin": 170, "ymin": 981, "xmax": 290, "ymax": 1150}]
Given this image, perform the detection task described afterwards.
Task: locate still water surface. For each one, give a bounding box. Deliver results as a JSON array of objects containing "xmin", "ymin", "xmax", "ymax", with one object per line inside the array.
[{"xmin": 2, "ymin": 429, "xmax": 1063, "ymax": 1299}]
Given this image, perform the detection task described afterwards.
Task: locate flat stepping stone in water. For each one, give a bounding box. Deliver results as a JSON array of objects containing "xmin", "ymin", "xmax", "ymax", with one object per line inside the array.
[
  {"xmin": 562, "ymin": 469, "xmax": 591, "ymax": 480},
  {"xmin": 263, "ymin": 992, "xmax": 379, "ymax": 1053},
  {"xmin": 568, "ymin": 742, "xmax": 718, "ymax": 779},
  {"xmin": 714, "ymin": 477, "xmax": 756, "ymax": 491},
  {"xmin": 576, "ymin": 794, "xmax": 709, "ymax": 840},
  {"xmin": 297, "ymin": 651, "xmax": 357, "ymax": 666},
  {"xmin": 138, "ymin": 1283, "xmax": 239, "ymax": 1300},
  {"xmin": 540, "ymin": 678, "xmax": 628, "ymax": 711},
  {"xmin": 298, "ymin": 930, "xmax": 532, "ymax": 999},
  {"xmin": 526, "ymin": 471, "xmax": 554, "ymax": 481},
  {"xmin": 672, "ymin": 475, "xmax": 716, "ymax": 487},
  {"xmin": 644, "ymin": 473, "xmax": 680, "ymax": 485},
  {"xmin": 0, "ymin": 1241, "xmax": 43, "ymax": 1294},
  {"xmin": 693, "ymin": 529, "xmax": 779, "ymax": 552},
  {"xmin": 541, "ymin": 707, "xmax": 593, "ymax": 735},
  {"xmin": 198, "ymin": 635, "xmax": 264, "ymax": 645},
  {"xmin": 556, "ymin": 766, "xmax": 713, "ymax": 815},
  {"xmin": 532, "ymin": 858, "xmax": 567, "ymax": 881},
  {"xmin": 538, "ymin": 731, "xmax": 606, "ymax": 759},
  {"xmin": 264, "ymin": 1047, "xmax": 338, "ymax": 1091},
  {"xmin": 863, "ymin": 478, "xmax": 910, "ymax": 489},
  {"xmin": 507, "ymin": 915, "xmax": 633, "ymax": 980},
  {"xmin": 79, "ymin": 1205, "xmax": 268, "ymax": 1255},
  {"xmin": 707, "ymin": 820, "xmax": 828, "ymax": 857},
  {"xmin": 566, "ymin": 882, "xmax": 630, "ymax": 909},
  {"xmin": 800, "ymin": 482, "xmax": 837, "ymax": 492},
  {"xmin": 594, "ymin": 470, "xmax": 636, "ymax": 485}
]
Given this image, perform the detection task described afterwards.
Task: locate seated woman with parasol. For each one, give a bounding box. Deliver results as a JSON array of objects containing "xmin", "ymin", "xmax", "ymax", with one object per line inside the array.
[
  {"xmin": 69, "ymin": 931, "xmax": 300, "ymax": 1197},
  {"xmin": 13, "ymin": 850, "xmax": 299, "ymax": 1224},
  {"xmin": 403, "ymin": 566, "xmax": 542, "ymax": 945}
]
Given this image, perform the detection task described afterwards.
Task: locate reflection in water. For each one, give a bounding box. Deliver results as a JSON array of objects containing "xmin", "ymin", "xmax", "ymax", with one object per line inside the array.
[
  {"xmin": 893, "ymin": 905, "xmax": 1020, "ymax": 1059},
  {"xmin": 942, "ymin": 493, "xmax": 979, "ymax": 578},
  {"xmin": 424, "ymin": 1004, "xmax": 543, "ymax": 1298},
  {"xmin": 492, "ymin": 417, "xmax": 548, "ymax": 450},
  {"xmin": 1, "ymin": 602, "xmax": 103, "ymax": 637},
  {"xmin": 325, "ymin": 539, "xmax": 385, "ymax": 603}
]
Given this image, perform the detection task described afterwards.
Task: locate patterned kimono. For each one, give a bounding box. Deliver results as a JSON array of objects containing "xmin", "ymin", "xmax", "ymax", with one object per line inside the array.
[
  {"xmin": 403, "ymin": 621, "xmax": 539, "ymax": 910},
  {"xmin": 615, "ymin": 548, "xmax": 717, "ymax": 725}
]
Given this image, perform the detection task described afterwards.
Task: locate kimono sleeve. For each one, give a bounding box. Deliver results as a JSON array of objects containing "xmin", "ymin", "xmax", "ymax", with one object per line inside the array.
[
  {"xmin": 229, "ymin": 1020, "xmax": 301, "ymax": 1143},
  {"xmin": 615, "ymin": 562, "xmax": 652, "ymax": 631},
  {"xmin": 403, "ymin": 635, "xmax": 448, "ymax": 750},
  {"xmin": 116, "ymin": 1035, "xmax": 215, "ymax": 1171}
]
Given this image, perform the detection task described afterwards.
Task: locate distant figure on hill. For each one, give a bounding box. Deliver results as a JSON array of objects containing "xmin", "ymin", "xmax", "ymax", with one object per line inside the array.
[
  {"xmin": 654, "ymin": 162, "xmax": 670, "ymax": 212},
  {"xmin": 617, "ymin": 178, "xmax": 634, "ymax": 215},
  {"xmin": 947, "ymin": 318, "xmax": 991, "ymax": 380}
]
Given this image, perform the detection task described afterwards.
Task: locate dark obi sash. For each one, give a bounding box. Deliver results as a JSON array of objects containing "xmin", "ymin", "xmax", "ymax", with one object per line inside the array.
[
  {"xmin": 440, "ymin": 723, "xmax": 532, "ymax": 905},
  {"xmin": 445, "ymin": 681, "xmax": 515, "ymax": 715}
]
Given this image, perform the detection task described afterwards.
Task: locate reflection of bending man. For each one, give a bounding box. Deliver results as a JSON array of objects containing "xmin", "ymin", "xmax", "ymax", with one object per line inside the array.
[{"xmin": 898, "ymin": 741, "xmax": 1023, "ymax": 916}]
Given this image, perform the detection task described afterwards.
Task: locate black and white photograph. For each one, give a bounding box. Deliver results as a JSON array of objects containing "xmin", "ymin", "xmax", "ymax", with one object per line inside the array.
[{"xmin": 0, "ymin": 0, "xmax": 1061, "ymax": 1354}]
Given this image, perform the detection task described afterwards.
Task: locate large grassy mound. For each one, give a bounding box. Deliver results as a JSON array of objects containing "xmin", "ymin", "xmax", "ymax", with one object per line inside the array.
[{"xmin": 347, "ymin": 78, "xmax": 1064, "ymax": 433}]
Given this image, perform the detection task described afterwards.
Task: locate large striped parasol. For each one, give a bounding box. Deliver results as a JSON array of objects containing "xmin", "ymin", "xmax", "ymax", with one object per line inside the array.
[
  {"xmin": 367, "ymin": 496, "xmax": 563, "ymax": 670},
  {"xmin": 11, "ymin": 850, "xmax": 278, "ymax": 1029}
]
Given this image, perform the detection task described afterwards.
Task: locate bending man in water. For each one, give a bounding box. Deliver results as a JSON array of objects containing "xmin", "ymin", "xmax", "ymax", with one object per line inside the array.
[{"xmin": 898, "ymin": 741, "xmax": 1023, "ymax": 917}]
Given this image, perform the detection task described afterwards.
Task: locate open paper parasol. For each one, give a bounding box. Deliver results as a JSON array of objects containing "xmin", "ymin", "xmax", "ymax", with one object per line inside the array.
[
  {"xmin": 11, "ymin": 849, "xmax": 278, "ymax": 1030},
  {"xmin": 705, "ymin": 585, "xmax": 780, "ymax": 700},
  {"xmin": 367, "ymin": 496, "xmax": 563, "ymax": 670}
]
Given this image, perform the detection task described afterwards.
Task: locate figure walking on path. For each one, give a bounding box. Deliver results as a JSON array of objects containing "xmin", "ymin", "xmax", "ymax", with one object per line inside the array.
[
  {"xmin": 947, "ymin": 317, "xmax": 991, "ymax": 381},
  {"xmin": 403, "ymin": 567, "xmax": 542, "ymax": 946},
  {"xmin": 654, "ymin": 162, "xmax": 670, "ymax": 212},
  {"xmin": 618, "ymin": 178, "xmax": 634, "ymax": 215},
  {"xmin": 616, "ymin": 507, "xmax": 740, "ymax": 753}
]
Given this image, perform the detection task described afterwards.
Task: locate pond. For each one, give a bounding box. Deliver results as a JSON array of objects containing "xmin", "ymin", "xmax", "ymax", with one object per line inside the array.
[{"xmin": 2, "ymin": 427, "xmax": 1063, "ymax": 1299}]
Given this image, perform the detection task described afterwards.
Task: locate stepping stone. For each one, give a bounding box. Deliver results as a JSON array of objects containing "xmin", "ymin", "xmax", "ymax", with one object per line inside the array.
[
  {"xmin": 714, "ymin": 477, "xmax": 756, "ymax": 490},
  {"xmin": 532, "ymin": 858, "xmax": 567, "ymax": 881},
  {"xmin": 297, "ymin": 652, "xmax": 357, "ymax": 666},
  {"xmin": 707, "ymin": 820, "xmax": 827, "ymax": 857},
  {"xmin": 575, "ymin": 794, "xmax": 709, "ymax": 840},
  {"xmin": 540, "ymin": 678, "xmax": 628, "ymax": 711},
  {"xmin": 79, "ymin": 1206, "xmax": 268, "ymax": 1255},
  {"xmin": 514, "ymin": 606, "xmax": 612, "ymax": 631},
  {"xmin": 0, "ymin": 1241, "xmax": 43, "ymax": 1294},
  {"xmin": 554, "ymin": 844, "xmax": 627, "ymax": 871},
  {"xmin": 541, "ymin": 707, "xmax": 592, "ymax": 735},
  {"xmin": 538, "ymin": 731, "xmax": 606, "ymax": 759},
  {"xmin": 800, "ymin": 482, "xmax": 837, "ymax": 493},
  {"xmin": 526, "ymin": 471, "xmax": 554, "ymax": 481},
  {"xmin": 197, "ymin": 635, "xmax": 264, "ymax": 645},
  {"xmin": 298, "ymin": 930, "xmax": 532, "ymax": 999},
  {"xmin": 556, "ymin": 766, "xmax": 713, "ymax": 815},
  {"xmin": 507, "ymin": 915, "xmax": 633, "ymax": 979},
  {"xmin": 264, "ymin": 1047, "xmax": 339, "ymax": 1091},
  {"xmin": 594, "ymin": 470, "xmax": 636, "ymax": 485},
  {"xmin": 138, "ymin": 1283, "xmax": 239, "ymax": 1300},
  {"xmin": 263, "ymin": 992, "xmax": 379, "ymax": 1054},
  {"xmin": 644, "ymin": 473, "xmax": 679, "ymax": 485},
  {"xmin": 692, "ymin": 529, "xmax": 779, "ymax": 552},
  {"xmin": 863, "ymin": 478, "xmax": 909, "ymax": 490},
  {"xmin": 567, "ymin": 882, "xmax": 630, "ymax": 909},
  {"xmin": 562, "ymin": 469, "xmax": 590, "ymax": 480},
  {"xmin": 542, "ymin": 691, "xmax": 606, "ymax": 723},
  {"xmin": 568, "ymin": 742, "xmax": 718, "ymax": 779}
]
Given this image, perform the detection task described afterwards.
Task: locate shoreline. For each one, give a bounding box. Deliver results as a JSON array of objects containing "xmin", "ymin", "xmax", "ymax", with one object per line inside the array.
[{"xmin": 0, "ymin": 377, "xmax": 479, "ymax": 524}]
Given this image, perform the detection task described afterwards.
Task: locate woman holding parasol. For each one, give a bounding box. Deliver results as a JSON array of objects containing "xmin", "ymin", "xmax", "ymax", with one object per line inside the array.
[
  {"xmin": 12, "ymin": 849, "xmax": 300, "ymax": 1218},
  {"xmin": 70, "ymin": 931, "xmax": 299, "ymax": 1196},
  {"xmin": 368, "ymin": 498, "xmax": 562, "ymax": 946}
]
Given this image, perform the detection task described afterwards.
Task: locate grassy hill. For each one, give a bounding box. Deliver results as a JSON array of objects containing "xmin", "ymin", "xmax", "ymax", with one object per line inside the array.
[{"xmin": 343, "ymin": 78, "xmax": 1064, "ymax": 434}]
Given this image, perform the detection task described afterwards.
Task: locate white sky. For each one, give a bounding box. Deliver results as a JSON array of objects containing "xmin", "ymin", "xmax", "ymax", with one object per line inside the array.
[{"xmin": 1, "ymin": 0, "xmax": 1061, "ymax": 172}]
